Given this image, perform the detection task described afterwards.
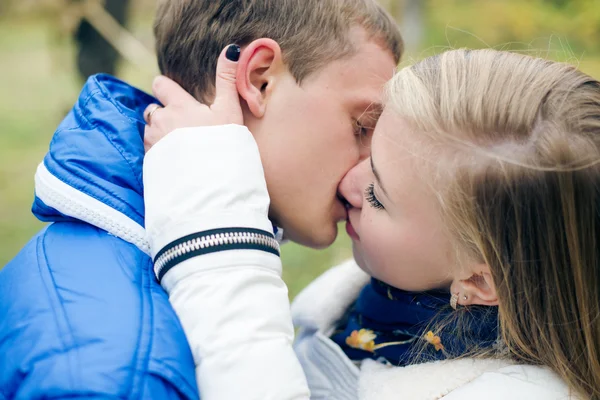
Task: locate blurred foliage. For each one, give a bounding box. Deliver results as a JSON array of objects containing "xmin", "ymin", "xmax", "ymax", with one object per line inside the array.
[
  {"xmin": 0, "ymin": 0, "xmax": 148, "ymax": 15},
  {"xmin": 425, "ymin": 0, "xmax": 600, "ymax": 57}
]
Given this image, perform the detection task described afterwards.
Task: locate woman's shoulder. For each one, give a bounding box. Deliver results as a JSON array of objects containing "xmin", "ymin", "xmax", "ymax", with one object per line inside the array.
[
  {"xmin": 291, "ymin": 259, "xmax": 370, "ymax": 332},
  {"xmin": 443, "ymin": 363, "xmax": 578, "ymax": 399},
  {"xmin": 358, "ymin": 358, "xmax": 576, "ymax": 400}
]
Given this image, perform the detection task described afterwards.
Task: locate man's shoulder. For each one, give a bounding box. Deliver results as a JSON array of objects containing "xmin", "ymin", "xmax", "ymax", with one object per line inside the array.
[
  {"xmin": 0, "ymin": 222, "xmax": 198, "ymax": 399},
  {"xmin": 0, "ymin": 221, "xmax": 149, "ymax": 319}
]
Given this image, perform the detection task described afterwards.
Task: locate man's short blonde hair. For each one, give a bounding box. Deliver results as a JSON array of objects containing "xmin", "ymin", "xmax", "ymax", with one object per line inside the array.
[{"xmin": 154, "ymin": 0, "xmax": 403, "ymax": 103}]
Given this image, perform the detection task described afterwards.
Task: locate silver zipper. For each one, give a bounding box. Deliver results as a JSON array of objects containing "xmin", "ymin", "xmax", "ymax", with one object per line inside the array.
[{"xmin": 155, "ymin": 228, "xmax": 280, "ymax": 282}]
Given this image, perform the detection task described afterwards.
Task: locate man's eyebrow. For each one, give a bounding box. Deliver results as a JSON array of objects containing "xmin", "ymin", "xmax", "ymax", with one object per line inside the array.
[{"xmin": 371, "ymin": 155, "xmax": 389, "ymax": 197}]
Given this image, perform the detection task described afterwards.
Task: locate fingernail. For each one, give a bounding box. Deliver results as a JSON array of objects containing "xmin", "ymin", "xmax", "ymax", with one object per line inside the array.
[
  {"xmin": 225, "ymin": 44, "xmax": 241, "ymax": 62},
  {"xmin": 152, "ymin": 75, "xmax": 165, "ymax": 89}
]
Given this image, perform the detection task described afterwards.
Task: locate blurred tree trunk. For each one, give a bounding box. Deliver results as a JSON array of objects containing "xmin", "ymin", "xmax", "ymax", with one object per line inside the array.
[
  {"xmin": 379, "ymin": 0, "xmax": 424, "ymax": 53},
  {"xmin": 74, "ymin": 0, "xmax": 131, "ymax": 80}
]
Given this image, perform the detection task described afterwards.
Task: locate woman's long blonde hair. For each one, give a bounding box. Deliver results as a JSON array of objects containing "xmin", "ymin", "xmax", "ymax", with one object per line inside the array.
[{"xmin": 387, "ymin": 49, "xmax": 600, "ymax": 399}]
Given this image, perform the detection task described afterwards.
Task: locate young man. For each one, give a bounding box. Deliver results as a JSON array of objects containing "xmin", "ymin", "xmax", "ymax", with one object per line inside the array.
[{"xmin": 0, "ymin": 1, "xmax": 402, "ymax": 398}]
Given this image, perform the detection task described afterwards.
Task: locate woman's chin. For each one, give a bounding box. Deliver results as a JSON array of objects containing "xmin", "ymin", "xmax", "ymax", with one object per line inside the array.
[{"xmin": 352, "ymin": 246, "xmax": 371, "ymax": 276}]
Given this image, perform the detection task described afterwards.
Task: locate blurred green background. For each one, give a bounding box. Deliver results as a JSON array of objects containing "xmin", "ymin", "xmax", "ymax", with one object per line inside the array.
[{"xmin": 1, "ymin": 0, "xmax": 600, "ymax": 298}]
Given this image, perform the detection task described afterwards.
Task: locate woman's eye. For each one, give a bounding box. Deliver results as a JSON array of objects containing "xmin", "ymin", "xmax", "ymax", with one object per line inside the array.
[{"xmin": 365, "ymin": 183, "xmax": 385, "ymax": 210}]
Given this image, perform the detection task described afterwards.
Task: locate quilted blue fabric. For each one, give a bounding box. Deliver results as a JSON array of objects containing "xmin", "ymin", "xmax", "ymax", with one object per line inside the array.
[{"xmin": 0, "ymin": 75, "xmax": 199, "ymax": 399}]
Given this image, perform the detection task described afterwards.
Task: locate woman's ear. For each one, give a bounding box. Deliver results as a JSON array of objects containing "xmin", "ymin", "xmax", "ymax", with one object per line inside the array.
[
  {"xmin": 452, "ymin": 264, "xmax": 499, "ymax": 307},
  {"xmin": 236, "ymin": 38, "xmax": 283, "ymax": 118}
]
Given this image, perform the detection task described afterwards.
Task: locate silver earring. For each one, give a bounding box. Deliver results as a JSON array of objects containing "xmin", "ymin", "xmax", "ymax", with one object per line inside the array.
[{"xmin": 450, "ymin": 293, "xmax": 459, "ymax": 310}]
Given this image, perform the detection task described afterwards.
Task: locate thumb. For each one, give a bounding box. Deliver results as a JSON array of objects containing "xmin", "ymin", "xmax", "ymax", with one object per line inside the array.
[
  {"xmin": 212, "ymin": 44, "xmax": 243, "ymax": 124},
  {"xmin": 151, "ymin": 75, "xmax": 197, "ymax": 107}
]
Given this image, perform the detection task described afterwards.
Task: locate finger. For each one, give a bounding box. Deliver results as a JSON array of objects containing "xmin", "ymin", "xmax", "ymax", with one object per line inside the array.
[
  {"xmin": 143, "ymin": 124, "xmax": 154, "ymax": 153},
  {"xmin": 144, "ymin": 103, "xmax": 162, "ymax": 125},
  {"xmin": 212, "ymin": 44, "xmax": 243, "ymax": 123},
  {"xmin": 151, "ymin": 75, "xmax": 197, "ymax": 107},
  {"xmin": 144, "ymin": 121, "xmax": 169, "ymax": 152}
]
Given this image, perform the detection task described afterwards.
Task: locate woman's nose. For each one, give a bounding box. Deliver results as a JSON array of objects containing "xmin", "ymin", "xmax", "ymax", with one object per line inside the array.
[
  {"xmin": 358, "ymin": 136, "xmax": 372, "ymax": 162},
  {"xmin": 338, "ymin": 158, "xmax": 370, "ymax": 209}
]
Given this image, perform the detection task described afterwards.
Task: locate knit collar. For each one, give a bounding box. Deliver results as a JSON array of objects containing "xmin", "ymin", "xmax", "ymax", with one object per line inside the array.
[{"xmin": 331, "ymin": 278, "xmax": 499, "ymax": 366}]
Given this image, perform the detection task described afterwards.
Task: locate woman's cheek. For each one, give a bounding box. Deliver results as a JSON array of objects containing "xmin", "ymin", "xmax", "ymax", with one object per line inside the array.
[{"xmin": 360, "ymin": 224, "xmax": 392, "ymax": 277}]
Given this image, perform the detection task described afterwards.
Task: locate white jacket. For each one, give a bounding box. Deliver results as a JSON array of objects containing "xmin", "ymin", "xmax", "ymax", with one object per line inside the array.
[
  {"xmin": 292, "ymin": 260, "xmax": 579, "ymax": 400},
  {"xmin": 143, "ymin": 125, "xmax": 579, "ymax": 400}
]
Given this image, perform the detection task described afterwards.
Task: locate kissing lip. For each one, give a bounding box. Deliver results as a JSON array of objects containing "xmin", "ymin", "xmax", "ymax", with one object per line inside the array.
[
  {"xmin": 346, "ymin": 217, "xmax": 359, "ymax": 241},
  {"xmin": 337, "ymin": 193, "xmax": 360, "ymax": 240},
  {"xmin": 336, "ymin": 192, "xmax": 351, "ymax": 221},
  {"xmin": 345, "ymin": 210, "xmax": 360, "ymax": 241}
]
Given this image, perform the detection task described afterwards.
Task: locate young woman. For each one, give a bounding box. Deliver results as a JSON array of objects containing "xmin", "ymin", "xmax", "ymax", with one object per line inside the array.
[{"xmin": 143, "ymin": 48, "xmax": 599, "ymax": 399}]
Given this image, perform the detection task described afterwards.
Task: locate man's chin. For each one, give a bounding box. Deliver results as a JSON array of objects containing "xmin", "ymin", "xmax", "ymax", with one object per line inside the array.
[{"xmin": 284, "ymin": 223, "xmax": 338, "ymax": 249}]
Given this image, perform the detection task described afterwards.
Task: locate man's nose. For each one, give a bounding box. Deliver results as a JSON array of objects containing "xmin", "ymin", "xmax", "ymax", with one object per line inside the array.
[{"xmin": 338, "ymin": 159, "xmax": 369, "ymax": 209}]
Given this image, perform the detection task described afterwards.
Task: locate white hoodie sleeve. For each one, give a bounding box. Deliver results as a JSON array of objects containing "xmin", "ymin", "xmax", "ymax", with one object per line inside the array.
[{"xmin": 143, "ymin": 125, "xmax": 310, "ymax": 400}]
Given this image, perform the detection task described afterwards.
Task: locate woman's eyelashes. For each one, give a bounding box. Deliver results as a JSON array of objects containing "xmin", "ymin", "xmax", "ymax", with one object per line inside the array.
[{"xmin": 365, "ymin": 183, "xmax": 385, "ymax": 210}]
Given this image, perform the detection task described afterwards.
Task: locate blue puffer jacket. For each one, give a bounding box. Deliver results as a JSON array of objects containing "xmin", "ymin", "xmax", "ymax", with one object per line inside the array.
[{"xmin": 0, "ymin": 75, "xmax": 199, "ymax": 400}]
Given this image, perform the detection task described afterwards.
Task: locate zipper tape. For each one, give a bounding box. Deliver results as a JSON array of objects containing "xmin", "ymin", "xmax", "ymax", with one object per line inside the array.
[
  {"xmin": 35, "ymin": 163, "xmax": 150, "ymax": 254},
  {"xmin": 155, "ymin": 227, "xmax": 280, "ymax": 282}
]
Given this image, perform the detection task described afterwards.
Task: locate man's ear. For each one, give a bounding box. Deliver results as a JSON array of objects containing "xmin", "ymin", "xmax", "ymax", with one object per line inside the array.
[
  {"xmin": 236, "ymin": 38, "xmax": 283, "ymax": 118},
  {"xmin": 452, "ymin": 264, "xmax": 499, "ymax": 307}
]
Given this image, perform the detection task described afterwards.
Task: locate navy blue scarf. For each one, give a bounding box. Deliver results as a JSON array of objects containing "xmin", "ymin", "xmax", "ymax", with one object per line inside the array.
[{"xmin": 331, "ymin": 278, "xmax": 499, "ymax": 366}]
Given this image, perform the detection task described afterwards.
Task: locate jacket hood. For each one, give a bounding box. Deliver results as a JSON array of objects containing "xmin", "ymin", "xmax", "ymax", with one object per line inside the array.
[{"xmin": 33, "ymin": 74, "xmax": 156, "ymax": 253}]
